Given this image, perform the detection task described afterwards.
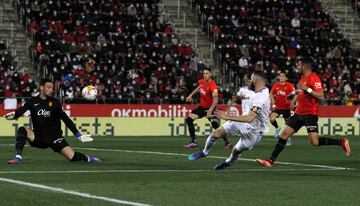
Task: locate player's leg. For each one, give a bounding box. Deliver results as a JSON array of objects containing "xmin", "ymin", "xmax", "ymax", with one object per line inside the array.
[
  {"xmin": 208, "ymin": 115, "xmax": 231, "ymax": 148},
  {"xmin": 56, "ymin": 141, "xmax": 101, "ymax": 163},
  {"xmin": 305, "ymin": 115, "xmax": 350, "ymax": 156},
  {"xmin": 214, "ymin": 132, "xmax": 261, "ymax": 170},
  {"xmin": 184, "ymin": 108, "xmax": 204, "ymax": 148},
  {"xmin": 283, "ymin": 110, "xmax": 292, "ymax": 146},
  {"xmin": 256, "ymin": 115, "xmax": 302, "ymax": 167},
  {"xmin": 270, "ymin": 111, "xmax": 281, "ymax": 138},
  {"xmin": 188, "ymin": 126, "xmax": 227, "ymax": 160},
  {"xmin": 8, "ymin": 127, "xmax": 35, "ymax": 164}
]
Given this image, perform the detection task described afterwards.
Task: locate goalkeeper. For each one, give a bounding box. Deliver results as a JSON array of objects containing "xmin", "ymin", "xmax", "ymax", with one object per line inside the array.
[{"xmin": 4, "ymin": 78, "xmax": 101, "ymax": 164}]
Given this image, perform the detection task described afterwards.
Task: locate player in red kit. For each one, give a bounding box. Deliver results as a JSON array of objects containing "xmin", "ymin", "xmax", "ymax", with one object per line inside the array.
[
  {"xmin": 270, "ymin": 71, "xmax": 295, "ymax": 145},
  {"xmin": 184, "ymin": 68, "xmax": 231, "ymax": 148},
  {"xmin": 256, "ymin": 58, "xmax": 351, "ymax": 167}
]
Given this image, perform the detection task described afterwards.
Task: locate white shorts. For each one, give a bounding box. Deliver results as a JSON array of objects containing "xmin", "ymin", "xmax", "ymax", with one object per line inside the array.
[{"xmin": 222, "ymin": 121, "xmax": 261, "ymax": 151}]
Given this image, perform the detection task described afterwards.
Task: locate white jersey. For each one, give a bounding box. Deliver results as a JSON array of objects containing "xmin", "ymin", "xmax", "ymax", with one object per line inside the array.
[
  {"xmin": 222, "ymin": 86, "xmax": 270, "ymax": 152},
  {"xmin": 236, "ymin": 86, "xmax": 254, "ymax": 115},
  {"xmin": 247, "ymin": 87, "xmax": 270, "ymax": 133}
]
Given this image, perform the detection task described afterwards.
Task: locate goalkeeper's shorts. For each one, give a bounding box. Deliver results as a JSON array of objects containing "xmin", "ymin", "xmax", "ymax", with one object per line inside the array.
[{"xmin": 29, "ymin": 133, "xmax": 69, "ymax": 153}]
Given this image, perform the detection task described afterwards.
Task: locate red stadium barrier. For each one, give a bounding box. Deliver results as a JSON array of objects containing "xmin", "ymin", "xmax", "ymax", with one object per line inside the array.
[{"xmin": 0, "ymin": 104, "xmax": 359, "ymax": 117}]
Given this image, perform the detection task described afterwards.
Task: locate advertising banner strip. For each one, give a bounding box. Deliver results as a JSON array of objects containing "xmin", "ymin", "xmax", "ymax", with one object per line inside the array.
[
  {"xmin": 1, "ymin": 117, "xmax": 359, "ymax": 137},
  {"xmin": 0, "ymin": 104, "xmax": 358, "ymax": 117}
]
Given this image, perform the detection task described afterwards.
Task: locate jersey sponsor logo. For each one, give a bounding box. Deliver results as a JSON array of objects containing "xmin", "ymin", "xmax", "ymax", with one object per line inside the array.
[
  {"xmin": 34, "ymin": 103, "xmax": 39, "ymax": 106},
  {"xmin": 276, "ymin": 90, "xmax": 286, "ymax": 95},
  {"xmin": 53, "ymin": 137, "xmax": 64, "ymax": 144},
  {"xmin": 314, "ymin": 82, "xmax": 322, "ymax": 89},
  {"xmin": 37, "ymin": 109, "xmax": 51, "ymax": 117}
]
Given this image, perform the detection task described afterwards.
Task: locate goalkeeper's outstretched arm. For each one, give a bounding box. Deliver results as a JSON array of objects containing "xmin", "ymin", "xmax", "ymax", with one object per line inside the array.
[
  {"xmin": 58, "ymin": 104, "xmax": 93, "ymax": 142},
  {"xmin": 4, "ymin": 99, "xmax": 32, "ymax": 120}
]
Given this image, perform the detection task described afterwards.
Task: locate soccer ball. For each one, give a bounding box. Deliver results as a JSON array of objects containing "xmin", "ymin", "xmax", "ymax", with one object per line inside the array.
[{"xmin": 82, "ymin": 85, "xmax": 97, "ymax": 100}]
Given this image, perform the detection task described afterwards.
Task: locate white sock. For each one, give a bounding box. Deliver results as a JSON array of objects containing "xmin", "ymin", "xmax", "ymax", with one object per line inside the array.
[
  {"xmin": 225, "ymin": 149, "xmax": 242, "ymax": 164},
  {"xmin": 15, "ymin": 154, "xmax": 22, "ymax": 160},
  {"xmin": 202, "ymin": 135, "xmax": 217, "ymax": 155}
]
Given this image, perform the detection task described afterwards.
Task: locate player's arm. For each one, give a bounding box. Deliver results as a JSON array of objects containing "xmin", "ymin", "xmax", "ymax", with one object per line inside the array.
[
  {"xmin": 4, "ymin": 99, "xmax": 32, "ymax": 120},
  {"xmin": 215, "ymin": 107, "xmax": 258, "ymax": 123},
  {"xmin": 308, "ymin": 90, "xmax": 325, "ymax": 101},
  {"xmin": 269, "ymin": 90, "xmax": 276, "ymax": 109},
  {"xmin": 207, "ymin": 90, "xmax": 218, "ymax": 117},
  {"xmin": 289, "ymin": 93, "xmax": 298, "ymax": 108},
  {"xmin": 207, "ymin": 82, "xmax": 219, "ymax": 117},
  {"xmin": 298, "ymin": 81, "xmax": 325, "ymax": 101},
  {"xmin": 58, "ymin": 104, "xmax": 93, "ymax": 142},
  {"xmin": 227, "ymin": 95, "xmax": 238, "ymax": 110},
  {"xmin": 186, "ymin": 85, "xmax": 200, "ymax": 102}
]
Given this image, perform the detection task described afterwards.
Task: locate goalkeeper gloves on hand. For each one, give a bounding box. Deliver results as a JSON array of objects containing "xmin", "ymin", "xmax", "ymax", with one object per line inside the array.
[
  {"xmin": 78, "ymin": 134, "xmax": 93, "ymax": 143},
  {"xmin": 4, "ymin": 111, "xmax": 15, "ymax": 120}
]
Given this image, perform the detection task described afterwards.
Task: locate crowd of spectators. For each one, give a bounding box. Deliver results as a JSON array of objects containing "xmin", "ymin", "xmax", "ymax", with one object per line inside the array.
[
  {"xmin": 0, "ymin": 40, "xmax": 37, "ymax": 100},
  {"xmin": 193, "ymin": 0, "xmax": 360, "ymax": 105},
  {"xmin": 19, "ymin": 0, "xmax": 211, "ymax": 103},
  {"xmin": 350, "ymin": 0, "xmax": 360, "ymax": 16},
  {"xmin": 3, "ymin": 0, "xmax": 358, "ymax": 105}
]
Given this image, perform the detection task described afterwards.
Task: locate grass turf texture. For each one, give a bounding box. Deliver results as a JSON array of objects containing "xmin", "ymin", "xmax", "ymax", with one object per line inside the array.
[{"xmin": 0, "ymin": 136, "xmax": 359, "ymax": 206}]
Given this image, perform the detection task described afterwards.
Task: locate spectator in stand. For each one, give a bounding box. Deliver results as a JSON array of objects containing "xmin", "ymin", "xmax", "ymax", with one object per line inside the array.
[
  {"xmin": 18, "ymin": 0, "xmax": 216, "ymax": 104},
  {"xmin": 192, "ymin": 0, "xmax": 359, "ymax": 105}
]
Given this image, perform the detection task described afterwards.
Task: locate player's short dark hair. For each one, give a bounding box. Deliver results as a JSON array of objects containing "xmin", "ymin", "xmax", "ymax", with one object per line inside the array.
[
  {"xmin": 300, "ymin": 57, "xmax": 313, "ymax": 67},
  {"xmin": 252, "ymin": 70, "xmax": 267, "ymax": 81},
  {"xmin": 40, "ymin": 78, "xmax": 53, "ymax": 86},
  {"xmin": 203, "ymin": 67, "xmax": 211, "ymax": 72},
  {"xmin": 279, "ymin": 70, "xmax": 287, "ymax": 75}
]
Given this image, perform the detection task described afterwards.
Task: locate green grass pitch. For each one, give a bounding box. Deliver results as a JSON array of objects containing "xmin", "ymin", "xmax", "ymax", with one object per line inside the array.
[{"xmin": 0, "ymin": 135, "xmax": 359, "ymax": 206}]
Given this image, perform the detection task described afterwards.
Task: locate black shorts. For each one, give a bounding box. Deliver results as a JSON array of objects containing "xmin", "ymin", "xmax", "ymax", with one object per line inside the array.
[
  {"xmin": 286, "ymin": 114, "xmax": 319, "ymax": 133},
  {"xmin": 29, "ymin": 133, "xmax": 69, "ymax": 153},
  {"xmin": 191, "ymin": 106, "xmax": 219, "ymax": 122},
  {"xmin": 272, "ymin": 109, "xmax": 291, "ymax": 121}
]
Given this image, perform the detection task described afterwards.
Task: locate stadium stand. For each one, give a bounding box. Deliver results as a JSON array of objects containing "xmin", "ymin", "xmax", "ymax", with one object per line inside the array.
[
  {"xmin": 191, "ymin": 0, "xmax": 360, "ymax": 105},
  {"xmin": 4, "ymin": 0, "xmax": 358, "ymax": 105},
  {"xmin": 0, "ymin": 39, "xmax": 36, "ymax": 98},
  {"xmin": 18, "ymin": 0, "xmax": 207, "ymax": 103}
]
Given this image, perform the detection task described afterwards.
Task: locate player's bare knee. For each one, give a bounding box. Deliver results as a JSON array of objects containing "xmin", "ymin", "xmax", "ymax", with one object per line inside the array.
[
  {"xmin": 212, "ymin": 128, "xmax": 224, "ymax": 139},
  {"xmin": 280, "ymin": 132, "xmax": 290, "ymax": 140},
  {"xmin": 65, "ymin": 154, "xmax": 73, "ymax": 161},
  {"xmin": 310, "ymin": 139, "xmax": 319, "ymax": 146}
]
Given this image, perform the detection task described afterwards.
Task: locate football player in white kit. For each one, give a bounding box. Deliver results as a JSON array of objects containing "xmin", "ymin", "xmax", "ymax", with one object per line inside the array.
[
  {"xmin": 188, "ymin": 71, "xmax": 270, "ymax": 170},
  {"xmin": 227, "ymin": 78, "xmax": 254, "ymax": 116}
]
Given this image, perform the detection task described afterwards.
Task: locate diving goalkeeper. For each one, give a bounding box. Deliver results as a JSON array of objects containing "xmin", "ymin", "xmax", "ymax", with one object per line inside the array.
[{"xmin": 4, "ymin": 78, "xmax": 101, "ymax": 164}]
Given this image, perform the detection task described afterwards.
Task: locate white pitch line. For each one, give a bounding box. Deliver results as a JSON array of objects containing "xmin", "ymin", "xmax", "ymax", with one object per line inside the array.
[
  {"xmin": 0, "ymin": 168, "xmax": 351, "ymax": 175},
  {"xmin": 0, "ymin": 177, "xmax": 151, "ymax": 206},
  {"xmin": 0, "ymin": 144, "xmax": 351, "ymax": 170},
  {"xmin": 74, "ymin": 147, "xmax": 352, "ymax": 170}
]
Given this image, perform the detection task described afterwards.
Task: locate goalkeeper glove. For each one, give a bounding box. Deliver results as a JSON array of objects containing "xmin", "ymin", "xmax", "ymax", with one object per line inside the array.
[
  {"xmin": 75, "ymin": 132, "xmax": 93, "ymax": 143},
  {"xmin": 79, "ymin": 134, "xmax": 93, "ymax": 142},
  {"xmin": 4, "ymin": 111, "xmax": 15, "ymax": 120}
]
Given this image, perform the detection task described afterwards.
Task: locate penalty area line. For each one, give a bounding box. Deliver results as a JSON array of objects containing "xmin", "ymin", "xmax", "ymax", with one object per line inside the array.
[
  {"xmin": 74, "ymin": 147, "xmax": 353, "ymax": 170},
  {"xmin": 0, "ymin": 177, "xmax": 151, "ymax": 206}
]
